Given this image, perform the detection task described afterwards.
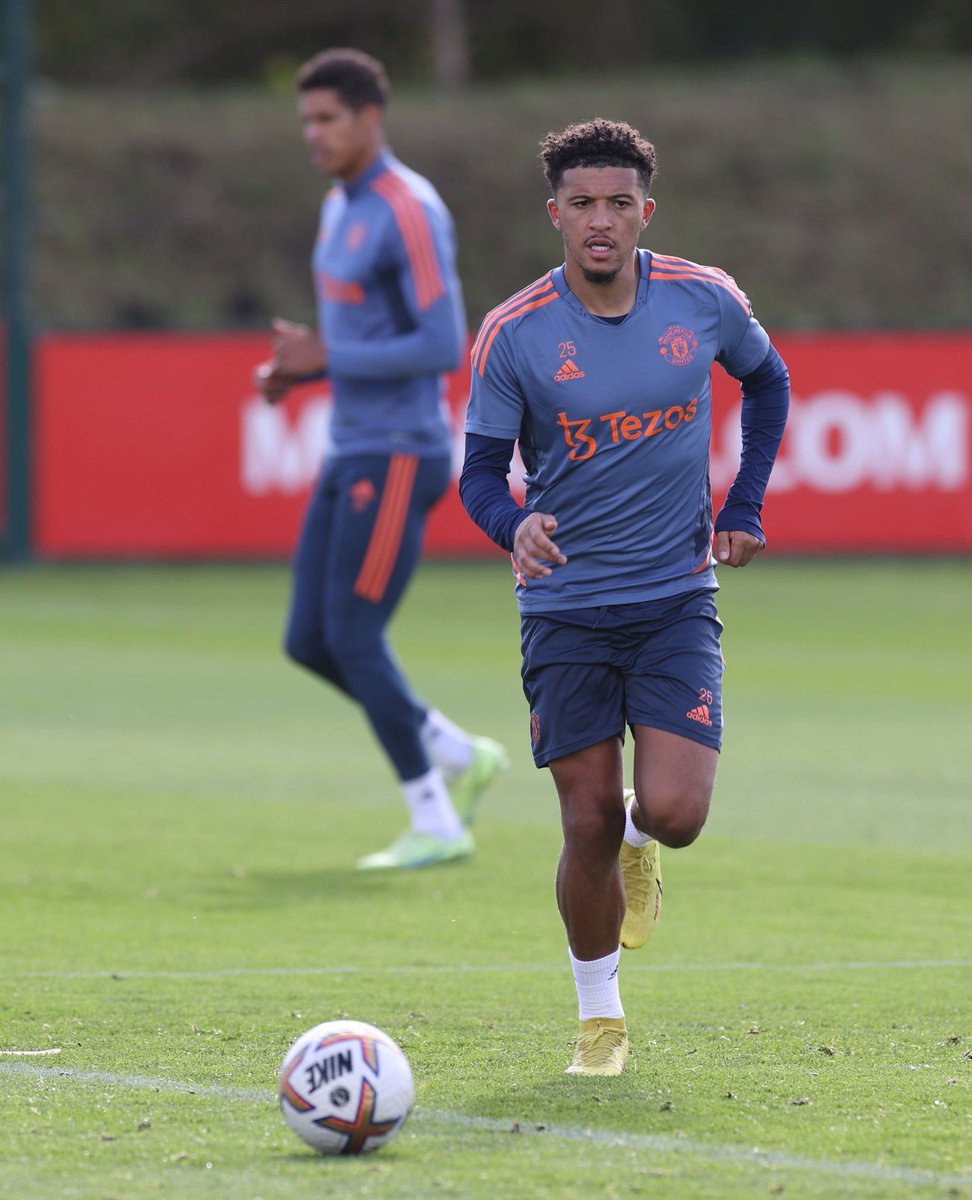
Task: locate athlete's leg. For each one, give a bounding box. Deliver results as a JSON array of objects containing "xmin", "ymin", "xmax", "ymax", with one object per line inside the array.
[
  {"xmin": 549, "ymin": 737, "xmax": 632, "ymax": 1074},
  {"xmin": 623, "ymin": 589, "xmax": 724, "ymax": 847},
  {"xmin": 321, "ymin": 452, "xmax": 449, "ymax": 782},
  {"xmin": 548, "ymin": 737, "xmax": 627, "ymax": 960},
  {"xmin": 629, "ymin": 726, "xmax": 718, "ymax": 847},
  {"xmin": 283, "ymin": 464, "xmax": 354, "ymax": 696},
  {"xmin": 520, "ymin": 612, "xmax": 627, "ymax": 956}
]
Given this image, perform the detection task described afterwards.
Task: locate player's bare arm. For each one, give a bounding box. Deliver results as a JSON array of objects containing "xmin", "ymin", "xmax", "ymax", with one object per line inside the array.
[
  {"xmin": 513, "ymin": 512, "xmax": 568, "ymax": 579},
  {"xmin": 716, "ymin": 529, "xmax": 764, "ymax": 568}
]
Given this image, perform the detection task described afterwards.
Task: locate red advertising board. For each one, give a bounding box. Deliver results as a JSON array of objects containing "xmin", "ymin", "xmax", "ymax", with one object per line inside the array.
[{"xmin": 34, "ymin": 331, "xmax": 972, "ymax": 558}]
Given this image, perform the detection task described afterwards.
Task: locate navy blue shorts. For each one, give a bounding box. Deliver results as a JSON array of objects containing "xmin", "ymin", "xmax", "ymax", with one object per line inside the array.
[{"xmin": 520, "ymin": 589, "xmax": 725, "ymax": 767}]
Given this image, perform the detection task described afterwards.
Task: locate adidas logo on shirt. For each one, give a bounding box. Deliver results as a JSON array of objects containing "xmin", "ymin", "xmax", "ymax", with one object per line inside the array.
[{"xmin": 553, "ymin": 358, "xmax": 585, "ymax": 382}]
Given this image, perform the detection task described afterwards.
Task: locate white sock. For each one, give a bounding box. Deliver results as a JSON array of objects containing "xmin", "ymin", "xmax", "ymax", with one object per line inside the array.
[
  {"xmin": 420, "ymin": 709, "xmax": 475, "ymax": 779},
  {"xmin": 623, "ymin": 793, "xmax": 652, "ymax": 848},
  {"xmin": 569, "ymin": 947, "xmax": 624, "ymax": 1020},
  {"xmin": 401, "ymin": 769, "xmax": 463, "ymax": 840}
]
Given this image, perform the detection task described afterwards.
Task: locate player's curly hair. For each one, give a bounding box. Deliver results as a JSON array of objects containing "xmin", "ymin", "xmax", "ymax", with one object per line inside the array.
[
  {"xmin": 296, "ymin": 48, "xmax": 390, "ymax": 110},
  {"xmin": 540, "ymin": 119, "xmax": 657, "ymax": 195}
]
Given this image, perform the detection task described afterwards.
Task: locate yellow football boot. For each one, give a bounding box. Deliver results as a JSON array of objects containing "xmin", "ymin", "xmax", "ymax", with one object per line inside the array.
[
  {"xmin": 565, "ymin": 1017, "xmax": 629, "ymax": 1076},
  {"xmin": 619, "ymin": 789, "xmax": 663, "ymax": 950}
]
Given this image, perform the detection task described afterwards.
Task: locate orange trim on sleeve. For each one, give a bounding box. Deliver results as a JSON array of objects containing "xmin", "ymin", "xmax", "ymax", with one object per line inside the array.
[
  {"xmin": 474, "ymin": 291, "xmax": 560, "ymax": 376},
  {"xmin": 650, "ymin": 254, "xmax": 752, "ymax": 314},
  {"xmin": 371, "ymin": 173, "xmax": 445, "ymax": 311},
  {"xmin": 353, "ymin": 454, "xmax": 419, "ymax": 603},
  {"xmin": 652, "ymin": 253, "xmax": 732, "ymax": 275},
  {"xmin": 471, "ymin": 274, "xmax": 555, "ymax": 371},
  {"xmin": 651, "ymin": 270, "xmax": 752, "ymax": 314}
]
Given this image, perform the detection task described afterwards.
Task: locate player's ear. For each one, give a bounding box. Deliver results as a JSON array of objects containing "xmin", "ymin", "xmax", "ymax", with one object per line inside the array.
[
  {"xmin": 642, "ymin": 198, "xmax": 656, "ymax": 228},
  {"xmin": 547, "ymin": 198, "xmax": 561, "ymax": 230},
  {"xmin": 359, "ymin": 102, "xmax": 383, "ymax": 135}
]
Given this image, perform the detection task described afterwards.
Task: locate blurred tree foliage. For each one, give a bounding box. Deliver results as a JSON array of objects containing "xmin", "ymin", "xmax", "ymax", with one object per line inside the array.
[
  {"xmin": 28, "ymin": 61, "xmax": 972, "ymax": 331},
  {"xmin": 35, "ymin": 0, "xmax": 972, "ymax": 87}
]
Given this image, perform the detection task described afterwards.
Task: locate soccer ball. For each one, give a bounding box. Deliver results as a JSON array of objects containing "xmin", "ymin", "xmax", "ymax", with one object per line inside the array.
[{"xmin": 277, "ymin": 1019, "xmax": 414, "ymax": 1155}]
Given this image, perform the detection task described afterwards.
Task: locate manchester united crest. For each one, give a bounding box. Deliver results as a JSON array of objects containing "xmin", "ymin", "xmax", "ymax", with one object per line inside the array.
[{"xmin": 658, "ymin": 324, "xmax": 699, "ymax": 367}]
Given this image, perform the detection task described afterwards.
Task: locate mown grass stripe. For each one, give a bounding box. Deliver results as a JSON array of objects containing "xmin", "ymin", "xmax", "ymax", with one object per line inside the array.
[
  {"xmin": 1, "ymin": 1061, "xmax": 968, "ymax": 1189},
  {"xmin": 10, "ymin": 959, "xmax": 971, "ymax": 981}
]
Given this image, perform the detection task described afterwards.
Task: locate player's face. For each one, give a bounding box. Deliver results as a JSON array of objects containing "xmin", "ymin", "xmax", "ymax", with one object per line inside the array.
[
  {"xmin": 298, "ymin": 89, "xmax": 382, "ymax": 182},
  {"xmin": 547, "ymin": 166, "xmax": 654, "ymax": 286}
]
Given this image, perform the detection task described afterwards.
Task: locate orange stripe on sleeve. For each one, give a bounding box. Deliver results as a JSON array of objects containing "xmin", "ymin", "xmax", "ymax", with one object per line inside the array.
[
  {"xmin": 650, "ymin": 269, "xmax": 752, "ymax": 314},
  {"xmin": 475, "ymin": 273, "xmax": 555, "ymax": 328},
  {"xmin": 474, "ymin": 290, "xmax": 560, "ymax": 375},
  {"xmin": 386, "ymin": 183, "xmax": 438, "ymax": 307},
  {"xmin": 650, "ymin": 254, "xmax": 752, "ymax": 312},
  {"xmin": 372, "ymin": 174, "xmax": 445, "ymax": 311},
  {"xmin": 471, "ymin": 275, "xmax": 555, "ymax": 369},
  {"xmin": 353, "ymin": 454, "xmax": 419, "ymax": 603},
  {"xmin": 372, "ymin": 176, "xmax": 432, "ymax": 305},
  {"xmin": 652, "ymin": 252, "xmax": 734, "ymax": 282}
]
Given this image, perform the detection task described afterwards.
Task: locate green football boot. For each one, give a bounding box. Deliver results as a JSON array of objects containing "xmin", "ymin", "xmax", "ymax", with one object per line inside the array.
[{"xmin": 355, "ymin": 828, "xmax": 474, "ymax": 871}]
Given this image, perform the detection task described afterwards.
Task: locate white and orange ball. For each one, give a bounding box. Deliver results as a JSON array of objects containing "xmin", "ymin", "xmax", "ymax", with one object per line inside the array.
[{"xmin": 278, "ymin": 1019, "xmax": 414, "ymax": 1155}]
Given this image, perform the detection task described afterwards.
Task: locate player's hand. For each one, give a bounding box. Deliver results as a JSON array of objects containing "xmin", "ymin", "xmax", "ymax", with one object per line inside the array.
[
  {"xmin": 252, "ymin": 359, "xmax": 293, "ymax": 406},
  {"xmin": 513, "ymin": 513, "xmax": 567, "ymax": 579},
  {"xmin": 271, "ymin": 317, "xmax": 326, "ymax": 377},
  {"xmin": 715, "ymin": 529, "xmax": 764, "ymax": 568}
]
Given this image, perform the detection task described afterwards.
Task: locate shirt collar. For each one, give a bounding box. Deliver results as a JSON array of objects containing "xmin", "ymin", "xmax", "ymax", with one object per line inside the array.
[
  {"xmin": 551, "ymin": 250, "xmax": 651, "ymax": 319},
  {"xmin": 342, "ymin": 148, "xmax": 394, "ymax": 197}
]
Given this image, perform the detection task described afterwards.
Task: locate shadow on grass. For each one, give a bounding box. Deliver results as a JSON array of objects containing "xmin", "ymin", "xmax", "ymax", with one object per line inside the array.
[{"xmin": 196, "ymin": 858, "xmax": 477, "ymax": 911}]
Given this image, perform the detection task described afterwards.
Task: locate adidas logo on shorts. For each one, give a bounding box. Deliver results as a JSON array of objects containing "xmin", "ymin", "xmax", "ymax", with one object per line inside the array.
[{"xmin": 685, "ymin": 703, "xmax": 713, "ymax": 727}]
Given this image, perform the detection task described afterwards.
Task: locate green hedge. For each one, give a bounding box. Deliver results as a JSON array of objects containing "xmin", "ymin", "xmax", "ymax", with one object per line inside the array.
[{"xmin": 30, "ymin": 59, "xmax": 972, "ymax": 331}]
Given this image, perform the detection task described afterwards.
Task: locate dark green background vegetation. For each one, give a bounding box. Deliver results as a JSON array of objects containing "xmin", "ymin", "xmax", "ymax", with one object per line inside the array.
[
  {"xmin": 22, "ymin": 5, "xmax": 972, "ymax": 331},
  {"xmin": 34, "ymin": 0, "xmax": 972, "ymax": 85},
  {"xmin": 32, "ymin": 61, "xmax": 972, "ymax": 332}
]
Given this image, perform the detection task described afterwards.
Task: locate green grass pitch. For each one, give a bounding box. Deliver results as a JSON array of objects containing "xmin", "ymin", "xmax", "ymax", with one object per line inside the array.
[{"xmin": 1, "ymin": 559, "xmax": 969, "ymax": 1200}]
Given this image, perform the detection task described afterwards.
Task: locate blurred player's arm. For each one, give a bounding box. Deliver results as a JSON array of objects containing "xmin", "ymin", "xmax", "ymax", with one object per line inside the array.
[
  {"xmin": 327, "ymin": 289, "xmax": 462, "ymax": 379},
  {"xmin": 325, "ymin": 204, "xmax": 464, "ymax": 380},
  {"xmin": 714, "ymin": 343, "xmax": 790, "ymax": 566},
  {"xmin": 253, "ymin": 317, "xmax": 327, "ymax": 406}
]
